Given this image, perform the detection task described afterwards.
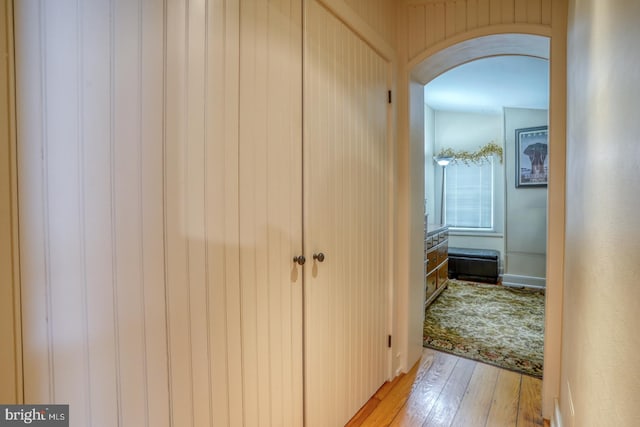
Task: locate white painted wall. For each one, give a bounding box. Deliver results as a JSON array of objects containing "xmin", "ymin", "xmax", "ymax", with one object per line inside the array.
[
  {"xmin": 562, "ymin": 1, "xmax": 640, "ymax": 426},
  {"xmin": 504, "ymin": 107, "xmax": 548, "ymax": 282}
]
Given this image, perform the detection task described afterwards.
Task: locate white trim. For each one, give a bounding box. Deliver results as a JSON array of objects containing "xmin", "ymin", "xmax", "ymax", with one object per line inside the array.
[
  {"xmin": 552, "ymin": 398, "xmax": 564, "ymax": 427},
  {"xmin": 501, "ymin": 274, "xmax": 546, "ymax": 289}
]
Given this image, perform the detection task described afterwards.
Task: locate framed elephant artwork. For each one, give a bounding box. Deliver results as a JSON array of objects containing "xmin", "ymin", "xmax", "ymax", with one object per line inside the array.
[{"xmin": 516, "ymin": 126, "xmax": 548, "ymax": 187}]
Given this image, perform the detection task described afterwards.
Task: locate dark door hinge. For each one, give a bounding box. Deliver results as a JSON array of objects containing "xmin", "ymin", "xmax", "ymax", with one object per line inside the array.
[
  {"xmin": 388, "ymin": 335, "xmax": 392, "ymax": 348},
  {"xmin": 388, "ymin": 90, "xmax": 392, "ymax": 104}
]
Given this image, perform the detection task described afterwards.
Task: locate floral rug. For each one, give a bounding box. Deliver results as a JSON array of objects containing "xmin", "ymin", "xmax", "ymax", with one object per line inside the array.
[{"xmin": 423, "ymin": 279, "xmax": 544, "ymax": 378}]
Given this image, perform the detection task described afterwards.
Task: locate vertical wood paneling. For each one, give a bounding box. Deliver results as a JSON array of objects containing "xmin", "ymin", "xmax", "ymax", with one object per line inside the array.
[
  {"xmin": 42, "ymin": 2, "xmax": 89, "ymax": 418},
  {"xmin": 239, "ymin": 0, "xmax": 262, "ymax": 424},
  {"xmin": 17, "ymin": 1, "xmax": 169, "ymax": 426},
  {"xmin": 444, "ymin": 1, "xmax": 456, "ymax": 37},
  {"xmin": 541, "ymin": 0, "xmax": 551, "ymax": 25},
  {"xmin": 514, "ymin": 0, "xmax": 528, "ymax": 22},
  {"xmin": 265, "ymin": 1, "xmax": 303, "ymax": 425},
  {"xmin": 343, "ymin": 0, "xmax": 396, "ymax": 47},
  {"xmin": 408, "ymin": 0, "xmax": 554, "ymax": 60},
  {"xmin": 408, "ymin": 5, "xmax": 426, "ymax": 60},
  {"xmin": 162, "ymin": 0, "xmax": 302, "ymax": 426},
  {"xmin": 220, "ymin": 0, "xmax": 244, "ymax": 423},
  {"xmin": 164, "ymin": 0, "xmax": 191, "ymax": 424},
  {"xmin": 454, "ymin": 1, "xmax": 466, "ymax": 34},
  {"xmin": 206, "ymin": 0, "xmax": 232, "ymax": 423},
  {"xmin": 185, "ymin": 1, "xmax": 209, "ymax": 426},
  {"xmin": 239, "ymin": 0, "xmax": 303, "ymax": 425},
  {"xmin": 15, "ymin": 0, "xmax": 54, "ymax": 386},
  {"xmin": 0, "ymin": 0, "xmax": 20, "ymax": 405},
  {"xmin": 527, "ymin": 0, "xmax": 542, "ymax": 24},
  {"xmin": 489, "ymin": 0, "xmax": 501, "ymax": 24},
  {"xmin": 113, "ymin": 0, "xmax": 151, "ymax": 424},
  {"xmin": 139, "ymin": 1, "xmax": 170, "ymax": 426},
  {"xmin": 477, "ymin": 0, "xmax": 490, "ymax": 26},
  {"xmin": 239, "ymin": 1, "xmax": 308, "ymax": 426},
  {"xmin": 434, "ymin": 2, "xmax": 446, "ymax": 43},
  {"xmin": 16, "ymin": 0, "xmax": 53, "ymax": 402},
  {"xmin": 305, "ymin": 1, "xmax": 390, "ymax": 425},
  {"xmin": 81, "ymin": 0, "xmax": 119, "ymax": 425},
  {"xmin": 502, "ymin": 0, "xmax": 515, "ymax": 24},
  {"xmin": 425, "ymin": 3, "xmax": 436, "ymax": 49}
]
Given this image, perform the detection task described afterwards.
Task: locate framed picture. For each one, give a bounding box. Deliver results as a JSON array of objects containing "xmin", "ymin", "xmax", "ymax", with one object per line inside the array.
[{"xmin": 516, "ymin": 126, "xmax": 548, "ymax": 187}]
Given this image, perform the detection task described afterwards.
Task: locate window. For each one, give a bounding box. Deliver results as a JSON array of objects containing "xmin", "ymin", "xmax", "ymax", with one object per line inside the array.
[{"xmin": 444, "ymin": 158, "xmax": 493, "ymax": 229}]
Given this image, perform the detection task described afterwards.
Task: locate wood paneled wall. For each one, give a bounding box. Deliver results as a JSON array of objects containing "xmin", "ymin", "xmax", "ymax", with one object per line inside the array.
[
  {"xmin": 15, "ymin": 0, "xmax": 169, "ymax": 424},
  {"xmin": 12, "ymin": 0, "xmax": 399, "ymax": 425},
  {"xmin": 0, "ymin": 0, "xmax": 21, "ymax": 405},
  {"xmin": 304, "ymin": 1, "xmax": 391, "ymax": 425},
  {"xmin": 343, "ymin": 0, "xmax": 397, "ymax": 47},
  {"xmin": 406, "ymin": 0, "xmax": 552, "ymax": 60},
  {"xmin": 14, "ymin": 0, "xmax": 302, "ymax": 426}
]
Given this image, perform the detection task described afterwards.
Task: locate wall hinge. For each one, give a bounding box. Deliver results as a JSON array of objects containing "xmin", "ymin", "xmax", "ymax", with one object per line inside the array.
[
  {"xmin": 388, "ymin": 335, "xmax": 392, "ymax": 348},
  {"xmin": 388, "ymin": 90, "xmax": 392, "ymax": 104}
]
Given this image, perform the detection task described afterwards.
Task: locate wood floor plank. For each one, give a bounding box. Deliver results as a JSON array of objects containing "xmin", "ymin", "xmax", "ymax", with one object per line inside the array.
[
  {"xmin": 517, "ymin": 375, "xmax": 543, "ymax": 427},
  {"xmin": 346, "ymin": 397, "xmax": 381, "ymax": 427},
  {"xmin": 351, "ymin": 349, "xmax": 545, "ymax": 427},
  {"xmin": 450, "ymin": 362, "xmax": 500, "ymax": 427},
  {"xmin": 486, "ymin": 369, "xmax": 521, "ymax": 427},
  {"xmin": 421, "ymin": 356, "xmax": 476, "ymax": 427},
  {"xmin": 347, "ymin": 373, "xmax": 406, "ymax": 426},
  {"xmin": 389, "ymin": 350, "xmax": 458, "ymax": 427},
  {"xmin": 360, "ymin": 352, "xmax": 434, "ymax": 427},
  {"xmin": 375, "ymin": 373, "xmax": 405, "ymax": 400}
]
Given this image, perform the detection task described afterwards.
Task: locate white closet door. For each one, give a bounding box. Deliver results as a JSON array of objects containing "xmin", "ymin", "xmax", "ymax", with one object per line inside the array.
[{"xmin": 303, "ymin": 1, "xmax": 391, "ymax": 425}]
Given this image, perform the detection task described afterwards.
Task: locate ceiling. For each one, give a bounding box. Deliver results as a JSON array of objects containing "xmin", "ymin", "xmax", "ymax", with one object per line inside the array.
[{"xmin": 424, "ymin": 55, "xmax": 549, "ymax": 114}]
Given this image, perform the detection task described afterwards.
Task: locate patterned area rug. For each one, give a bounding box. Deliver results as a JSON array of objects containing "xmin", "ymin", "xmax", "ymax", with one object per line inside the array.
[{"xmin": 423, "ymin": 279, "xmax": 544, "ymax": 378}]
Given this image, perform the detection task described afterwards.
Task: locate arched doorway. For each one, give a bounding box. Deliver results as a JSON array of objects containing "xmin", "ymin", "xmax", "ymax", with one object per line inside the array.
[{"xmin": 405, "ymin": 31, "xmax": 566, "ymax": 420}]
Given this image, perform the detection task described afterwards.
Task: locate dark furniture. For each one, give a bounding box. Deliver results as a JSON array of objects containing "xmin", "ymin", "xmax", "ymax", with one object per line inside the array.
[
  {"xmin": 425, "ymin": 224, "xmax": 449, "ymax": 307},
  {"xmin": 448, "ymin": 247, "xmax": 500, "ymax": 284}
]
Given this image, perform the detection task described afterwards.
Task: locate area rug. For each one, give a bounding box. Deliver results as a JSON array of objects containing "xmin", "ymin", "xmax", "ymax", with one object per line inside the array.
[{"xmin": 423, "ymin": 279, "xmax": 544, "ymax": 378}]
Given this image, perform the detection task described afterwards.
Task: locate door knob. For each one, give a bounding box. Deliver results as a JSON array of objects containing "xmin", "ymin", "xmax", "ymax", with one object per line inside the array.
[
  {"xmin": 293, "ymin": 255, "xmax": 306, "ymax": 265},
  {"xmin": 313, "ymin": 252, "xmax": 325, "ymax": 262}
]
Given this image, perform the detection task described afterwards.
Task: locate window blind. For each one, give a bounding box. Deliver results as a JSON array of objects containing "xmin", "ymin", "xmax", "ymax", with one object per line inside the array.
[{"xmin": 444, "ymin": 159, "xmax": 493, "ymax": 229}]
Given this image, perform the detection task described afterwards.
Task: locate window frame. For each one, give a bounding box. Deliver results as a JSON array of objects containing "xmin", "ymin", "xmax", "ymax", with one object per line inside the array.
[{"xmin": 443, "ymin": 157, "xmax": 495, "ymax": 231}]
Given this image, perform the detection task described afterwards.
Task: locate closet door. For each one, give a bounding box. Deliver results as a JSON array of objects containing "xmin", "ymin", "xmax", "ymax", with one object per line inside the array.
[{"xmin": 303, "ymin": 1, "xmax": 391, "ymax": 425}]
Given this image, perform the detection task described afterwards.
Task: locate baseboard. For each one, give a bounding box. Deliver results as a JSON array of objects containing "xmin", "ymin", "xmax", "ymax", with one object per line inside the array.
[
  {"xmin": 552, "ymin": 398, "xmax": 563, "ymax": 427},
  {"xmin": 501, "ymin": 274, "xmax": 546, "ymax": 289}
]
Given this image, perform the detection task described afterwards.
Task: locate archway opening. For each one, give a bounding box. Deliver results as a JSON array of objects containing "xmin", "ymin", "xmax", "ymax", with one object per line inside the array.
[{"xmin": 408, "ymin": 32, "xmax": 562, "ymax": 420}]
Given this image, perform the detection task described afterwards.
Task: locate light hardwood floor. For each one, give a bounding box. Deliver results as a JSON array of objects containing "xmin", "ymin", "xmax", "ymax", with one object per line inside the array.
[{"xmin": 346, "ymin": 348, "xmax": 549, "ymax": 427}]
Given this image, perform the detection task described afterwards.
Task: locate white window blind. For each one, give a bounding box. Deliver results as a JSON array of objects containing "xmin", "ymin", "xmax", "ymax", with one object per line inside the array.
[{"xmin": 444, "ymin": 158, "xmax": 493, "ymax": 229}]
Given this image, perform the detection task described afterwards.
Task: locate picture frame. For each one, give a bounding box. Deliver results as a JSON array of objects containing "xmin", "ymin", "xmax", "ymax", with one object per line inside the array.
[{"xmin": 515, "ymin": 126, "xmax": 548, "ymax": 188}]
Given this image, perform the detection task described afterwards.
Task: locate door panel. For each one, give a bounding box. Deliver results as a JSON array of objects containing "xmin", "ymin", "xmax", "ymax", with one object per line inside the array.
[
  {"xmin": 238, "ymin": 1, "xmax": 304, "ymax": 426},
  {"xmin": 304, "ymin": 1, "xmax": 390, "ymax": 425}
]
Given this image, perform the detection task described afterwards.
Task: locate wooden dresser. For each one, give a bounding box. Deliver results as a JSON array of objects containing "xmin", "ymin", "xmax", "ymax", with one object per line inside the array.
[{"xmin": 425, "ymin": 224, "xmax": 449, "ymax": 307}]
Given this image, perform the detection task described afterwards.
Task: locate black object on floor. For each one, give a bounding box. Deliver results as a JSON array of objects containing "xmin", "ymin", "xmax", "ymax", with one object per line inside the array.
[{"xmin": 448, "ymin": 247, "xmax": 500, "ymax": 284}]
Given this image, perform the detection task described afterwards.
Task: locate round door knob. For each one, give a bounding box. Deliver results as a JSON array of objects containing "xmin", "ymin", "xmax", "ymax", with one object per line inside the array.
[
  {"xmin": 313, "ymin": 252, "xmax": 325, "ymax": 262},
  {"xmin": 293, "ymin": 255, "xmax": 306, "ymax": 265}
]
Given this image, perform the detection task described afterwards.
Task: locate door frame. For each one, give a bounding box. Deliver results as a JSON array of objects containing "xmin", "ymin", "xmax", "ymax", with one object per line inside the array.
[{"xmin": 402, "ymin": 24, "xmax": 567, "ymax": 420}]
